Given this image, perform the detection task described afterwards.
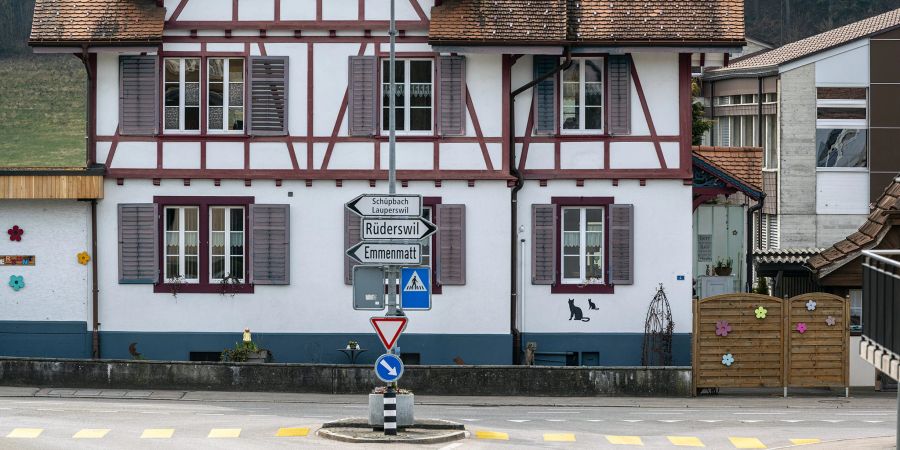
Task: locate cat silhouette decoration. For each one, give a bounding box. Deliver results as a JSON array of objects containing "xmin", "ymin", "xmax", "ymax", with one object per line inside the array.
[
  {"xmin": 588, "ymin": 298, "xmax": 599, "ymax": 310},
  {"xmin": 568, "ymin": 299, "xmax": 590, "ymax": 322}
]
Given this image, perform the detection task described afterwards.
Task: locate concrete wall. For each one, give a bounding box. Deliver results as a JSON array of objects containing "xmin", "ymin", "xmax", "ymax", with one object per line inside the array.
[{"xmin": 778, "ymin": 64, "xmax": 818, "ymax": 248}]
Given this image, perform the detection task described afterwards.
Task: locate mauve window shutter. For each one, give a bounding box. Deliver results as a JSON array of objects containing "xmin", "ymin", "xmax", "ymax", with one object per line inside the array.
[
  {"xmin": 348, "ymin": 55, "xmax": 377, "ymax": 136},
  {"xmin": 437, "ymin": 204, "xmax": 466, "ymax": 285},
  {"xmin": 344, "ymin": 209, "xmax": 361, "ymax": 284},
  {"xmin": 531, "ymin": 204, "xmax": 557, "ymax": 285},
  {"xmin": 609, "ymin": 204, "xmax": 634, "ymax": 285},
  {"xmin": 118, "ymin": 204, "xmax": 159, "ymax": 284},
  {"xmin": 533, "ymin": 55, "xmax": 558, "ymax": 135},
  {"xmin": 249, "ymin": 56, "xmax": 289, "ymax": 136},
  {"xmin": 249, "ymin": 204, "xmax": 290, "ymax": 285},
  {"xmin": 607, "ymin": 55, "xmax": 632, "ymax": 135},
  {"xmin": 119, "ymin": 55, "xmax": 158, "ymax": 135},
  {"xmin": 438, "ymin": 55, "xmax": 466, "ymax": 136}
]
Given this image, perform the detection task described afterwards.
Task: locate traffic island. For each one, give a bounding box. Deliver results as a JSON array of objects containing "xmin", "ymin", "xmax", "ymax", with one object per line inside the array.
[{"xmin": 318, "ymin": 418, "xmax": 466, "ymax": 444}]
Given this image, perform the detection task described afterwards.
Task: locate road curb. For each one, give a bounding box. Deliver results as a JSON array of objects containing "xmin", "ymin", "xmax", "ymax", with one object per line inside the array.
[{"xmin": 317, "ymin": 417, "xmax": 467, "ymax": 444}]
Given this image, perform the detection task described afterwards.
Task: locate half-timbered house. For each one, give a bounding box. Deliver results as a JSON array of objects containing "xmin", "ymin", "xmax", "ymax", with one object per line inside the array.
[{"xmin": 23, "ymin": 0, "xmax": 744, "ymax": 365}]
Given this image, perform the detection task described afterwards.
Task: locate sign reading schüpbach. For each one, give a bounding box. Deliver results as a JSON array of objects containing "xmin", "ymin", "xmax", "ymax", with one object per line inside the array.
[
  {"xmin": 346, "ymin": 194, "xmax": 422, "ymax": 217},
  {"xmin": 362, "ymin": 217, "xmax": 437, "ymax": 241}
]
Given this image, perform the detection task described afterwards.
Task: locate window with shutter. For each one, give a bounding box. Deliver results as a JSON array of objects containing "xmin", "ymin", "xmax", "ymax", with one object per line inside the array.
[
  {"xmin": 437, "ymin": 204, "xmax": 465, "ymax": 285},
  {"xmin": 348, "ymin": 55, "xmax": 377, "ymax": 136},
  {"xmin": 120, "ymin": 56, "xmax": 158, "ymax": 135},
  {"xmin": 607, "ymin": 55, "xmax": 631, "ymax": 135},
  {"xmin": 609, "ymin": 204, "xmax": 634, "ymax": 285},
  {"xmin": 249, "ymin": 204, "xmax": 290, "ymax": 285},
  {"xmin": 344, "ymin": 209, "xmax": 361, "ymax": 284},
  {"xmin": 439, "ymin": 55, "xmax": 466, "ymax": 136},
  {"xmin": 118, "ymin": 204, "xmax": 159, "ymax": 284},
  {"xmin": 249, "ymin": 56, "xmax": 289, "ymax": 136},
  {"xmin": 533, "ymin": 55, "xmax": 559, "ymax": 135},
  {"xmin": 532, "ymin": 204, "xmax": 557, "ymax": 285}
]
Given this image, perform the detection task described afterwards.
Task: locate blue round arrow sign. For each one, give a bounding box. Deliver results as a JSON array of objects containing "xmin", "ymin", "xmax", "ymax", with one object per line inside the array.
[{"xmin": 374, "ymin": 353, "xmax": 404, "ymax": 383}]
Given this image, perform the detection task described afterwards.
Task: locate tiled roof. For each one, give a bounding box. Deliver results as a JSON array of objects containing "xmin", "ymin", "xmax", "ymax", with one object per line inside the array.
[
  {"xmin": 808, "ymin": 177, "xmax": 900, "ymax": 274},
  {"xmin": 29, "ymin": 0, "xmax": 165, "ymax": 46},
  {"xmin": 755, "ymin": 248, "xmax": 825, "ymax": 265},
  {"xmin": 693, "ymin": 146, "xmax": 763, "ymax": 191},
  {"xmin": 712, "ymin": 7, "xmax": 900, "ymax": 73},
  {"xmin": 429, "ymin": 0, "xmax": 745, "ymax": 46}
]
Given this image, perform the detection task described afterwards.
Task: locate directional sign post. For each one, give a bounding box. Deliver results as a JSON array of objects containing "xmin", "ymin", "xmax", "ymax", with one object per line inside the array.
[
  {"xmin": 346, "ymin": 194, "xmax": 422, "ymax": 217},
  {"xmin": 361, "ymin": 217, "xmax": 437, "ymax": 241},
  {"xmin": 374, "ymin": 353, "xmax": 404, "ymax": 383},
  {"xmin": 400, "ymin": 267, "xmax": 431, "ymax": 310},
  {"xmin": 346, "ymin": 242, "xmax": 421, "ymax": 265}
]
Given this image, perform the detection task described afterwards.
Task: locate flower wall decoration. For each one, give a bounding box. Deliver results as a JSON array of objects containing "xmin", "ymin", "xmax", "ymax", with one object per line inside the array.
[
  {"xmin": 8, "ymin": 275, "xmax": 25, "ymax": 291},
  {"xmin": 806, "ymin": 299, "xmax": 817, "ymax": 311},
  {"xmin": 7, "ymin": 226, "xmax": 23, "ymax": 242},
  {"xmin": 796, "ymin": 322, "xmax": 807, "ymax": 334},
  {"xmin": 755, "ymin": 306, "xmax": 768, "ymax": 319},
  {"xmin": 826, "ymin": 316, "xmax": 836, "ymax": 327},
  {"xmin": 722, "ymin": 353, "xmax": 735, "ymax": 366},
  {"xmin": 77, "ymin": 251, "xmax": 91, "ymax": 265},
  {"xmin": 715, "ymin": 320, "xmax": 732, "ymax": 337}
]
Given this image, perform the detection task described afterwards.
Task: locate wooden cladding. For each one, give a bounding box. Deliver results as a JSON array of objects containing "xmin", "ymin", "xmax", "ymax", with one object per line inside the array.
[
  {"xmin": 0, "ymin": 175, "xmax": 103, "ymax": 199},
  {"xmin": 120, "ymin": 56, "xmax": 158, "ymax": 135},
  {"xmin": 817, "ymin": 87, "xmax": 866, "ymax": 100},
  {"xmin": 248, "ymin": 56, "xmax": 289, "ymax": 136}
]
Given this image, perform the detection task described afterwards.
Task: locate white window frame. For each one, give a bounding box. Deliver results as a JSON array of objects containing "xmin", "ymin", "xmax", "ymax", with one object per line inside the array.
[
  {"xmin": 209, "ymin": 206, "xmax": 246, "ymax": 283},
  {"xmin": 560, "ymin": 207, "xmax": 605, "ymax": 285},
  {"xmin": 163, "ymin": 58, "xmax": 201, "ymax": 133},
  {"xmin": 164, "ymin": 206, "xmax": 200, "ymax": 283},
  {"xmin": 763, "ymin": 114, "xmax": 778, "ymax": 169},
  {"xmin": 560, "ymin": 58, "xmax": 604, "ymax": 134},
  {"xmin": 207, "ymin": 58, "xmax": 245, "ymax": 134},
  {"xmin": 381, "ymin": 58, "xmax": 434, "ymax": 135}
]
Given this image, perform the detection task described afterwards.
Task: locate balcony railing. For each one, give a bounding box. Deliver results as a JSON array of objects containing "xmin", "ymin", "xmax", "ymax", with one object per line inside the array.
[{"xmin": 861, "ymin": 250, "xmax": 900, "ymax": 381}]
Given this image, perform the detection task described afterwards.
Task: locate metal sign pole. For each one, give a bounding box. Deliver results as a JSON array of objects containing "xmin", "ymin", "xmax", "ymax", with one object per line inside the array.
[{"xmin": 384, "ymin": 0, "xmax": 399, "ymax": 436}]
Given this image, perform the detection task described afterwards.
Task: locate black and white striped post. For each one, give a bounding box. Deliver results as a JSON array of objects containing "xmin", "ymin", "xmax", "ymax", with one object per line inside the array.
[{"xmin": 383, "ymin": 385, "xmax": 398, "ymax": 435}]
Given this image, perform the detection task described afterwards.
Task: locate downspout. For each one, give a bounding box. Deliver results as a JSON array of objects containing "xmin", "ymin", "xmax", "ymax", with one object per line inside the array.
[
  {"xmin": 77, "ymin": 46, "xmax": 100, "ymax": 358},
  {"xmin": 91, "ymin": 200, "xmax": 100, "ymax": 358},
  {"xmin": 747, "ymin": 193, "xmax": 765, "ymax": 292},
  {"xmin": 509, "ymin": 48, "xmax": 572, "ymax": 364}
]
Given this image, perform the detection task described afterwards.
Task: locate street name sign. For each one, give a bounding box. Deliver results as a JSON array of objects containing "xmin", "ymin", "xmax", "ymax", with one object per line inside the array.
[
  {"xmin": 352, "ymin": 266, "xmax": 386, "ymax": 311},
  {"xmin": 346, "ymin": 194, "xmax": 422, "ymax": 217},
  {"xmin": 371, "ymin": 316, "xmax": 408, "ymax": 350},
  {"xmin": 374, "ymin": 353, "xmax": 404, "ymax": 383},
  {"xmin": 361, "ymin": 217, "xmax": 437, "ymax": 241},
  {"xmin": 400, "ymin": 267, "xmax": 431, "ymax": 310},
  {"xmin": 346, "ymin": 242, "xmax": 421, "ymax": 265}
]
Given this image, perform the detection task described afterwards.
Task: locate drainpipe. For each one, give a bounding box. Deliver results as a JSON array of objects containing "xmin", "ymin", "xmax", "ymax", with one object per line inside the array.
[
  {"xmin": 509, "ymin": 48, "xmax": 572, "ymax": 364},
  {"xmin": 746, "ymin": 194, "xmax": 765, "ymax": 292},
  {"xmin": 91, "ymin": 200, "xmax": 100, "ymax": 358},
  {"xmin": 77, "ymin": 46, "xmax": 100, "ymax": 357}
]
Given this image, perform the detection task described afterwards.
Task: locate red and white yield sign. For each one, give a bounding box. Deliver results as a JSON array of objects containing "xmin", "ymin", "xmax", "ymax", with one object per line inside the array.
[{"xmin": 370, "ymin": 316, "xmax": 408, "ymax": 351}]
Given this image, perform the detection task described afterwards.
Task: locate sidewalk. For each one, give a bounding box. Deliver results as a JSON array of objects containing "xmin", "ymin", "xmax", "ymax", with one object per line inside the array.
[{"xmin": 0, "ymin": 386, "xmax": 896, "ymax": 409}]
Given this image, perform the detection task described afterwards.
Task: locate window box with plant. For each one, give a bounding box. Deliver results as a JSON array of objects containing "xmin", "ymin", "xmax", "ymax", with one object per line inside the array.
[{"xmin": 715, "ymin": 257, "xmax": 733, "ymax": 276}]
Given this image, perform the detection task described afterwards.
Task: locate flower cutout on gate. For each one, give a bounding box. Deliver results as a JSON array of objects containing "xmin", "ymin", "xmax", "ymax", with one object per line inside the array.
[
  {"xmin": 806, "ymin": 299, "xmax": 817, "ymax": 311},
  {"xmin": 715, "ymin": 320, "xmax": 732, "ymax": 337},
  {"xmin": 755, "ymin": 306, "xmax": 768, "ymax": 319},
  {"xmin": 77, "ymin": 251, "xmax": 91, "ymax": 265},
  {"xmin": 8, "ymin": 275, "xmax": 25, "ymax": 292},
  {"xmin": 7, "ymin": 225, "xmax": 23, "ymax": 242},
  {"xmin": 722, "ymin": 353, "xmax": 735, "ymax": 367},
  {"xmin": 826, "ymin": 316, "xmax": 836, "ymax": 327},
  {"xmin": 796, "ymin": 322, "xmax": 807, "ymax": 334}
]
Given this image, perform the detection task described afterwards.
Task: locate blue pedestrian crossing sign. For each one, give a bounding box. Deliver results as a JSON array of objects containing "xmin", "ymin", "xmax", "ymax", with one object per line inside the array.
[
  {"xmin": 374, "ymin": 353, "xmax": 404, "ymax": 383},
  {"xmin": 400, "ymin": 267, "xmax": 431, "ymax": 310}
]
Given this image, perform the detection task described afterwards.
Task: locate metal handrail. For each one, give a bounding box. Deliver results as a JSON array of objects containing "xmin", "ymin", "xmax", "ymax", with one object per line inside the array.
[{"xmin": 863, "ymin": 250, "xmax": 900, "ymax": 269}]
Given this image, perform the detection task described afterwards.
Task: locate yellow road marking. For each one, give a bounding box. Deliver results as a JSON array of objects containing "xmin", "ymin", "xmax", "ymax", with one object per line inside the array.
[
  {"xmin": 790, "ymin": 439, "xmax": 821, "ymax": 445},
  {"xmin": 544, "ymin": 433, "xmax": 576, "ymax": 442},
  {"xmin": 668, "ymin": 436, "xmax": 705, "ymax": 447},
  {"xmin": 208, "ymin": 428, "xmax": 241, "ymax": 438},
  {"xmin": 276, "ymin": 427, "xmax": 309, "ymax": 437},
  {"xmin": 6, "ymin": 428, "xmax": 43, "ymax": 438},
  {"xmin": 475, "ymin": 430, "xmax": 509, "ymax": 440},
  {"xmin": 73, "ymin": 429, "xmax": 110, "ymax": 439},
  {"xmin": 141, "ymin": 428, "xmax": 174, "ymax": 439},
  {"xmin": 606, "ymin": 435, "xmax": 644, "ymax": 445},
  {"xmin": 729, "ymin": 437, "xmax": 767, "ymax": 448}
]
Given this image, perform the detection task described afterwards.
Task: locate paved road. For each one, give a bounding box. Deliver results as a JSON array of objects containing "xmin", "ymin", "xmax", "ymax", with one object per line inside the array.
[{"xmin": 0, "ymin": 388, "xmax": 894, "ymax": 449}]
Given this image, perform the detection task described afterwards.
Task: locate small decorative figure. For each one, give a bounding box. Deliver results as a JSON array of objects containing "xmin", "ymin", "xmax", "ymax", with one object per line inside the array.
[
  {"xmin": 8, "ymin": 275, "xmax": 25, "ymax": 291},
  {"xmin": 715, "ymin": 320, "xmax": 732, "ymax": 337},
  {"xmin": 806, "ymin": 299, "xmax": 817, "ymax": 311},
  {"xmin": 77, "ymin": 251, "xmax": 91, "ymax": 265},
  {"xmin": 826, "ymin": 316, "xmax": 836, "ymax": 327},
  {"xmin": 722, "ymin": 353, "xmax": 735, "ymax": 367},
  {"xmin": 242, "ymin": 328, "xmax": 252, "ymax": 343},
  {"xmin": 796, "ymin": 322, "xmax": 807, "ymax": 334},
  {"xmin": 755, "ymin": 306, "xmax": 768, "ymax": 319},
  {"xmin": 7, "ymin": 226, "xmax": 23, "ymax": 242}
]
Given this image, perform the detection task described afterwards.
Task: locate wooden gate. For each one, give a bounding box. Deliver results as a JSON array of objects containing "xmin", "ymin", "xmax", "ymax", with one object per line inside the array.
[{"xmin": 692, "ymin": 293, "xmax": 849, "ymax": 395}]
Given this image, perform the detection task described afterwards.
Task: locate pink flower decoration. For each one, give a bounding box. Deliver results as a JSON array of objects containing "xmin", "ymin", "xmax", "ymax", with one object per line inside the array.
[
  {"xmin": 7, "ymin": 225, "xmax": 23, "ymax": 242},
  {"xmin": 796, "ymin": 322, "xmax": 807, "ymax": 334},
  {"xmin": 715, "ymin": 320, "xmax": 732, "ymax": 337}
]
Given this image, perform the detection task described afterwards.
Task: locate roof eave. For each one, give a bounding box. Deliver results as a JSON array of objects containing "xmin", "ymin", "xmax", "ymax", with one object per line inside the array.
[
  {"xmin": 28, "ymin": 38, "xmax": 163, "ymax": 48},
  {"xmin": 702, "ymin": 65, "xmax": 779, "ymax": 80}
]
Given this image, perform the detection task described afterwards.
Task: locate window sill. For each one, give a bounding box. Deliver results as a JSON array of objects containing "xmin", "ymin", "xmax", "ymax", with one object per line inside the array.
[
  {"xmin": 153, "ymin": 283, "xmax": 255, "ymax": 294},
  {"xmin": 551, "ymin": 283, "xmax": 615, "ymax": 294}
]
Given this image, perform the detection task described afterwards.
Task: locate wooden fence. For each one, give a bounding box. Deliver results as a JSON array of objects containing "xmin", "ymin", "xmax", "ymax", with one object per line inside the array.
[{"xmin": 692, "ymin": 293, "xmax": 849, "ymax": 396}]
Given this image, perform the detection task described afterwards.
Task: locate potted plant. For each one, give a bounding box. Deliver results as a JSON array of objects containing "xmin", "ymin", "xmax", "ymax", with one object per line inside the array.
[
  {"xmin": 221, "ymin": 330, "xmax": 272, "ymax": 363},
  {"xmin": 368, "ymin": 386, "xmax": 414, "ymax": 427},
  {"xmin": 346, "ymin": 340, "xmax": 359, "ymax": 350},
  {"xmin": 714, "ymin": 257, "xmax": 733, "ymax": 276},
  {"xmin": 219, "ymin": 274, "xmax": 241, "ymax": 297}
]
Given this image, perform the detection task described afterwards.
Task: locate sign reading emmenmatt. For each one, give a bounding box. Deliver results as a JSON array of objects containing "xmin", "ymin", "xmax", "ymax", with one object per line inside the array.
[{"xmin": 346, "ymin": 242, "xmax": 421, "ymax": 265}]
